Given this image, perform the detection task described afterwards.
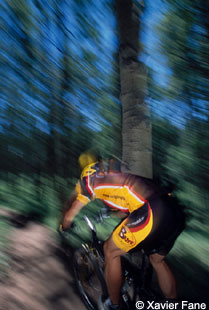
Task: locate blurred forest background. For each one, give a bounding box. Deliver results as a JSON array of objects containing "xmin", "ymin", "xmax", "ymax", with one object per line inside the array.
[{"xmin": 0, "ymin": 0, "xmax": 209, "ymax": 301}]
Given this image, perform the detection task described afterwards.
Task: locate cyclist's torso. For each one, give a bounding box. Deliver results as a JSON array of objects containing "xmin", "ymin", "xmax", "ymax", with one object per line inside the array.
[
  {"xmin": 77, "ymin": 162, "xmax": 158, "ymax": 213},
  {"xmin": 75, "ymin": 161, "xmax": 184, "ymax": 254}
]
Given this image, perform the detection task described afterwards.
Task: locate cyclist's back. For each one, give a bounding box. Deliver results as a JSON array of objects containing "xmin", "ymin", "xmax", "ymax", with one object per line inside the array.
[
  {"xmin": 77, "ymin": 159, "xmax": 185, "ymax": 251},
  {"xmin": 78, "ymin": 161, "xmax": 160, "ymax": 213}
]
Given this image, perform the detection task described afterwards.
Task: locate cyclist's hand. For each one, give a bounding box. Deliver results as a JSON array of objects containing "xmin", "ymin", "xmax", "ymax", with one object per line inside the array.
[
  {"xmin": 57, "ymin": 224, "xmax": 65, "ymax": 237},
  {"xmin": 58, "ymin": 223, "xmax": 64, "ymax": 233},
  {"xmin": 58, "ymin": 222, "xmax": 77, "ymax": 236},
  {"xmin": 58, "ymin": 224, "xmax": 72, "ymax": 248}
]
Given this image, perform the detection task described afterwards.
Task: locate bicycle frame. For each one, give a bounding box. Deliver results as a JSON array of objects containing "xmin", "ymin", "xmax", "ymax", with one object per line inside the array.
[
  {"xmin": 82, "ymin": 215, "xmax": 105, "ymax": 261},
  {"xmin": 63, "ymin": 214, "xmax": 163, "ymax": 310},
  {"xmin": 79, "ymin": 216, "xmax": 156, "ymax": 306}
]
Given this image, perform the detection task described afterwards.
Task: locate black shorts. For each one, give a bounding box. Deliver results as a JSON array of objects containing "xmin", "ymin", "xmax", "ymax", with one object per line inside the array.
[{"xmin": 132, "ymin": 195, "xmax": 186, "ymax": 256}]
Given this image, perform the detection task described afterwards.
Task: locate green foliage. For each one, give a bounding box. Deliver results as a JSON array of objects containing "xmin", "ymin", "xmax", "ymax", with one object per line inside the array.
[
  {"xmin": 0, "ymin": 0, "xmax": 121, "ymax": 180},
  {"xmin": 152, "ymin": 117, "xmax": 180, "ymax": 185},
  {"xmin": 169, "ymin": 229, "xmax": 209, "ymax": 299},
  {"xmin": 0, "ymin": 175, "xmax": 71, "ymax": 224},
  {"xmin": 156, "ymin": 0, "xmax": 209, "ymax": 112},
  {"xmin": 152, "ymin": 117, "xmax": 209, "ymax": 233},
  {"xmin": 164, "ymin": 119, "xmax": 209, "ymax": 229},
  {"xmin": 145, "ymin": 0, "xmax": 209, "ymax": 297}
]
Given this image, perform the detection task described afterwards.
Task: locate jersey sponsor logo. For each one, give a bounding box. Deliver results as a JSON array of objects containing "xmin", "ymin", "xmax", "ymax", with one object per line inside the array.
[
  {"xmin": 128, "ymin": 203, "xmax": 151, "ymax": 233},
  {"xmin": 127, "ymin": 216, "xmax": 145, "ymax": 227},
  {"xmin": 103, "ymin": 194, "xmax": 125, "ymax": 200},
  {"xmin": 119, "ymin": 226, "xmax": 136, "ymax": 245},
  {"xmin": 126, "ymin": 203, "xmax": 148, "ymax": 228}
]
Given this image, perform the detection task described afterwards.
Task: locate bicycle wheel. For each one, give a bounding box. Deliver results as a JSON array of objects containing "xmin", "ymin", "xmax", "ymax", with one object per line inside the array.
[
  {"xmin": 121, "ymin": 275, "xmax": 162, "ymax": 309},
  {"xmin": 121, "ymin": 254, "xmax": 163, "ymax": 308},
  {"xmin": 131, "ymin": 271, "xmax": 164, "ymax": 305},
  {"xmin": 73, "ymin": 247, "xmax": 107, "ymax": 310}
]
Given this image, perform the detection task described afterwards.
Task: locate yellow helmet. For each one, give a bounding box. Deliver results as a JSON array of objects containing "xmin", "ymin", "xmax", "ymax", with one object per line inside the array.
[{"xmin": 78, "ymin": 151, "xmax": 97, "ymax": 171}]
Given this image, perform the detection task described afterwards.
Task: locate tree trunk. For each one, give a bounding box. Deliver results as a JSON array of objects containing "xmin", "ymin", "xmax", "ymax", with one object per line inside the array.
[{"xmin": 116, "ymin": 0, "xmax": 152, "ymax": 178}]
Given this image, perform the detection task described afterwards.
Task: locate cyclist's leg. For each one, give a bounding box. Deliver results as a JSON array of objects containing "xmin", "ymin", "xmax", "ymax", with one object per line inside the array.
[
  {"xmin": 105, "ymin": 202, "xmax": 153, "ymax": 304},
  {"xmin": 149, "ymin": 253, "xmax": 176, "ymax": 298},
  {"xmin": 103, "ymin": 236, "xmax": 125, "ymax": 305},
  {"xmin": 144, "ymin": 196, "xmax": 185, "ymax": 299}
]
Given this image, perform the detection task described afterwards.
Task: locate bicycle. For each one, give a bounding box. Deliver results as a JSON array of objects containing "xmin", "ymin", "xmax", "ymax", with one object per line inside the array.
[{"xmin": 60, "ymin": 214, "xmax": 163, "ymax": 310}]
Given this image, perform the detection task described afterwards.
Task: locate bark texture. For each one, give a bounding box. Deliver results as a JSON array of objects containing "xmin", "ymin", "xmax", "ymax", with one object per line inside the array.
[{"xmin": 116, "ymin": 0, "xmax": 152, "ymax": 178}]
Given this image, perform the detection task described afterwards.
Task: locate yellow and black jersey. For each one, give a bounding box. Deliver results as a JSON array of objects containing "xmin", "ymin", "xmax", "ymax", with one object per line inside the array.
[
  {"xmin": 75, "ymin": 161, "xmax": 158, "ymax": 214},
  {"xmin": 74, "ymin": 161, "xmax": 183, "ymax": 254}
]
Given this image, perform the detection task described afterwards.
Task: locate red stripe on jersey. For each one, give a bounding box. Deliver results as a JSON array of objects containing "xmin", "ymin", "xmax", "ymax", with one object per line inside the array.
[
  {"xmin": 125, "ymin": 185, "xmax": 146, "ymax": 203},
  {"xmin": 85, "ymin": 176, "xmax": 93, "ymax": 198},
  {"xmin": 103, "ymin": 200, "xmax": 129, "ymax": 212}
]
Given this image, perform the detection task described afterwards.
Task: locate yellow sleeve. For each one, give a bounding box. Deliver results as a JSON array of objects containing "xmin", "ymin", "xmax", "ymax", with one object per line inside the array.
[
  {"xmin": 75, "ymin": 181, "xmax": 91, "ymax": 205},
  {"xmin": 75, "ymin": 181, "xmax": 81, "ymax": 195},
  {"xmin": 77, "ymin": 194, "xmax": 91, "ymax": 205}
]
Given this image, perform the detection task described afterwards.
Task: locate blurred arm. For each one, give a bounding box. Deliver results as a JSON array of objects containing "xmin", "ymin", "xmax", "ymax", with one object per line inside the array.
[
  {"xmin": 60, "ymin": 190, "xmax": 77, "ymax": 223},
  {"xmin": 62, "ymin": 198, "xmax": 85, "ymax": 230},
  {"xmin": 60, "ymin": 179, "xmax": 89, "ymax": 230}
]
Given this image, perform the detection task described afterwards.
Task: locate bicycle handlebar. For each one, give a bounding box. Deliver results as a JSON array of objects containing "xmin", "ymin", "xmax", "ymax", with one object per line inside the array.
[{"xmin": 84, "ymin": 215, "xmax": 96, "ymax": 232}]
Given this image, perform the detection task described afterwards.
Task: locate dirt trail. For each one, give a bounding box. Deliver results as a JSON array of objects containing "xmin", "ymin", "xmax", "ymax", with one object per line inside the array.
[{"xmin": 0, "ymin": 212, "xmax": 86, "ymax": 310}]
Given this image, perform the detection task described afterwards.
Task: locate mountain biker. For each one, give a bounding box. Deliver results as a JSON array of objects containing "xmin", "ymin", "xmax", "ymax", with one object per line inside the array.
[{"xmin": 60, "ymin": 154, "xmax": 185, "ymax": 310}]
